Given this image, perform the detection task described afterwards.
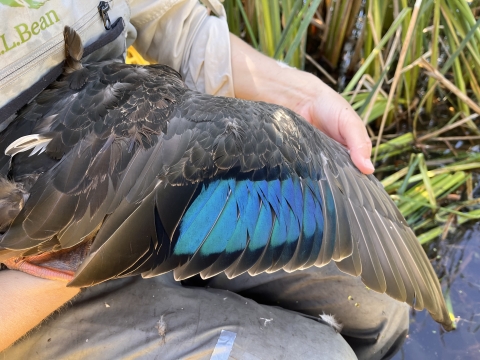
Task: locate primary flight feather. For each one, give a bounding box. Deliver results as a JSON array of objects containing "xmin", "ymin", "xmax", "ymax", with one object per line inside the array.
[{"xmin": 0, "ymin": 27, "xmax": 452, "ymax": 330}]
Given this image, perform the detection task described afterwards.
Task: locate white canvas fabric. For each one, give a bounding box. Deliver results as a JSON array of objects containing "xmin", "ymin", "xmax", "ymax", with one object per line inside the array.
[{"xmin": 0, "ymin": 0, "xmax": 233, "ymax": 113}]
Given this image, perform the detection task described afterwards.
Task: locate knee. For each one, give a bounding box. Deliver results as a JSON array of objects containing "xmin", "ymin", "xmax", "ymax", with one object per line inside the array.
[{"xmin": 342, "ymin": 295, "xmax": 409, "ymax": 360}]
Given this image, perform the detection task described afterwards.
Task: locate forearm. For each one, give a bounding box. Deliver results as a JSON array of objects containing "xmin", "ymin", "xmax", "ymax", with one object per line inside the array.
[
  {"xmin": 0, "ymin": 271, "xmax": 79, "ymax": 352},
  {"xmin": 229, "ymin": 34, "xmax": 318, "ymax": 116}
]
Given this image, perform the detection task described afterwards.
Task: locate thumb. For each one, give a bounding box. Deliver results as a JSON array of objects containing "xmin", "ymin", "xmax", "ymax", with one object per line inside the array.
[
  {"xmin": 339, "ymin": 117, "xmax": 374, "ymax": 175},
  {"xmin": 349, "ymin": 139, "xmax": 375, "ymax": 174}
]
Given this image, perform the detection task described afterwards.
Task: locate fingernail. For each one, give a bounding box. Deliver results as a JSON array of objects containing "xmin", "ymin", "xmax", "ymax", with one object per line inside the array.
[{"xmin": 364, "ymin": 158, "xmax": 375, "ymax": 171}]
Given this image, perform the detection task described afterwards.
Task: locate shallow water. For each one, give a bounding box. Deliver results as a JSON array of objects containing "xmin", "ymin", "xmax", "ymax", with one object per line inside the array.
[{"xmin": 393, "ymin": 222, "xmax": 480, "ymax": 360}]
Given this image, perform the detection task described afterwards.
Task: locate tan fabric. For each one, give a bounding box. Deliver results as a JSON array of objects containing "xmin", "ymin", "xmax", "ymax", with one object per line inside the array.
[
  {"xmin": 0, "ymin": 0, "xmax": 233, "ymax": 113},
  {"xmin": 129, "ymin": 0, "xmax": 234, "ymax": 96},
  {"xmin": 0, "ymin": 0, "xmax": 130, "ymax": 110}
]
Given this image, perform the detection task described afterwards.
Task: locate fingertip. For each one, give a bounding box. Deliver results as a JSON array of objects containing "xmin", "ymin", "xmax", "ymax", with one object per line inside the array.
[
  {"xmin": 363, "ymin": 158, "xmax": 375, "ymax": 174},
  {"xmin": 351, "ymin": 151, "xmax": 375, "ymax": 175}
]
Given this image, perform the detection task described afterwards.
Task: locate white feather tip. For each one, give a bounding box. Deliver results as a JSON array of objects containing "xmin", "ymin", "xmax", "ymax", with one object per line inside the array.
[{"xmin": 5, "ymin": 134, "xmax": 52, "ymax": 157}]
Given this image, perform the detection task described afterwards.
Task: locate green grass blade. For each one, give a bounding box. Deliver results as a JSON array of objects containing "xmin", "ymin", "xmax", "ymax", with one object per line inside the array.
[
  {"xmin": 441, "ymin": 17, "xmax": 480, "ymax": 75},
  {"xmin": 344, "ymin": 8, "xmax": 411, "ymax": 93},
  {"xmin": 235, "ymin": 0, "xmax": 259, "ymax": 49},
  {"xmin": 425, "ymin": 0, "xmax": 440, "ymax": 113},
  {"xmin": 398, "ymin": 154, "xmax": 420, "ymax": 195},
  {"xmin": 419, "ymin": 208, "xmax": 480, "ymax": 244},
  {"xmin": 444, "ymin": 289, "xmax": 457, "ymax": 330},
  {"xmin": 372, "ymin": 133, "xmax": 414, "ymax": 156},
  {"xmin": 274, "ymin": 0, "xmax": 305, "ymax": 59},
  {"xmin": 417, "ymin": 153, "xmax": 437, "ymax": 208},
  {"xmin": 381, "ymin": 167, "xmax": 409, "ymax": 189},
  {"xmin": 357, "ymin": 65, "xmax": 392, "ymax": 116},
  {"xmin": 284, "ymin": 0, "xmax": 323, "ymax": 64}
]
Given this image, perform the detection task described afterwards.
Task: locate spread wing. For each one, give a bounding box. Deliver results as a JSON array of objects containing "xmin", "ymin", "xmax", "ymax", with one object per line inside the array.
[{"xmin": 0, "ymin": 62, "xmax": 452, "ymax": 330}]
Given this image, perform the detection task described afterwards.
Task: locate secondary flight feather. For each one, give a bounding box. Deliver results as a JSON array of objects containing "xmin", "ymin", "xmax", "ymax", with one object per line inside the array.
[{"xmin": 0, "ymin": 27, "xmax": 452, "ymax": 330}]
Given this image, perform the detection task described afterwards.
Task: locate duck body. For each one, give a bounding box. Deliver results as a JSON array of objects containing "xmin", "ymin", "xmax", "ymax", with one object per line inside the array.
[{"xmin": 0, "ymin": 28, "xmax": 452, "ymax": 330}]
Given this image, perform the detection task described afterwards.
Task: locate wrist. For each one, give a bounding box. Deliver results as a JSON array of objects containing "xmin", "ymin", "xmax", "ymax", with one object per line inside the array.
[
  {"xmin": 230, "ymin": 33, "xmax": 320, "ymax": 116},
  {"xmin": 264, "ymin": 66, "xmax": 320, "ymax": 119},
  {"xmin": 245, "ymin": 63, "xmax": 323, "ymax": 123}
]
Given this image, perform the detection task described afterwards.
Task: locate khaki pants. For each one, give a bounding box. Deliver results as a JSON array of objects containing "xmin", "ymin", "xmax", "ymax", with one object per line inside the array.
[{"xmin": 2, "ymin": 262, "xmax": 408, "ymax": 360}]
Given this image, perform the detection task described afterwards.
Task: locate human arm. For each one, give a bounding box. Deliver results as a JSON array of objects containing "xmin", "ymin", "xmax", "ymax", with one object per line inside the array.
[
  {"xmin": 0, "ymin": 271, "xmax": 79, "ymax": 352},
  {"xmin": 229, "ymin": 34, "xmax": 374, "ymax": 175}
]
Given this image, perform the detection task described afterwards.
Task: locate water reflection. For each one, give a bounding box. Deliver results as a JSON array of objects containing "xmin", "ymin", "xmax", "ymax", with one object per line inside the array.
[{"xmin": 393, "ymin": 223, "xmax": 480, "ymax": 360}]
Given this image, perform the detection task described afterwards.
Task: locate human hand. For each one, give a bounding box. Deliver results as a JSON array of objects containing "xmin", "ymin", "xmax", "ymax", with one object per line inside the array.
[
  {"xmin": 229, "ymin": 34, "xmax": 374, "ymax": 175},
  {"xmin": 291, "ymin": 73, "xmax": 375, "ymax": 175}
]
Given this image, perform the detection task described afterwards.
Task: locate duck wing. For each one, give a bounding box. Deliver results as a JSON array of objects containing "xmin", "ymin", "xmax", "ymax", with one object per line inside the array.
[{"xmin": 0, "ymin": 30, "xmax": 452, "ymax": 330}]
